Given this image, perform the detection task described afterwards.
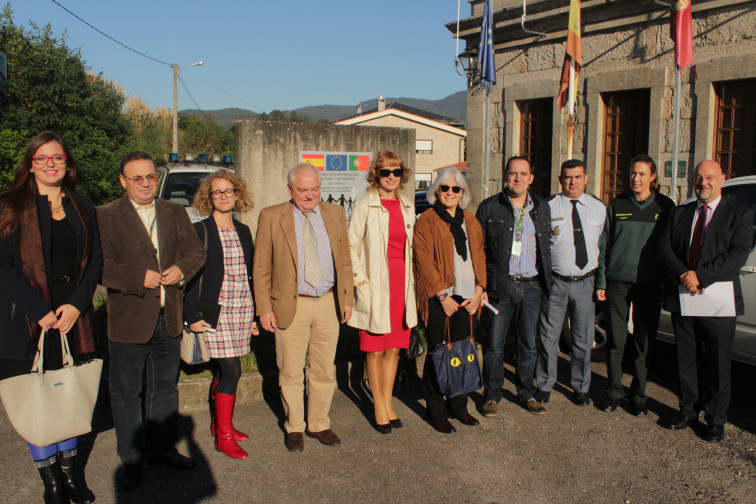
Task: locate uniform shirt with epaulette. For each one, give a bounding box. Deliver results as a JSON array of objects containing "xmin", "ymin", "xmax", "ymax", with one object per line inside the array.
[
  {"xmin": 548, "ymin": 192, "xmax": 607, "ymax": 277},
  {"xmin": 595, "ymin": 192, "xmax": 675, "ymax": 289}
]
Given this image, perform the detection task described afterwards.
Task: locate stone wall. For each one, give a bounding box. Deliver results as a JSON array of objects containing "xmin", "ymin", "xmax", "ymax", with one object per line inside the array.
[
  {"xmin": 234, "ymin": 120, "xmax": 416, "ymax": 235},
  {"xmin": 460, "ymin": 0, "xmax": 756, "ymax": 203}
]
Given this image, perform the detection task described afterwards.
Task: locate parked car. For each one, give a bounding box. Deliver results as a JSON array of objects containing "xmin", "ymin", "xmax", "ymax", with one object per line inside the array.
[
  {"xmin": 415, "ymin": 191, "xmax": 431, "ymax": 215},
  {"xmin": 157, "ymin": 164, "xmax": 232, "ymax": 222},
  {"xmin": 656, "ymin": 175, "xmax": 756, "ymax": 365}
]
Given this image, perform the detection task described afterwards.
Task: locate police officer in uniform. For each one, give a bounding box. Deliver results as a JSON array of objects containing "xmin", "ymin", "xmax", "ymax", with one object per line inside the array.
[{"xmin": 536, "ymin": 159, "xmax": 606, "ymax": 406}]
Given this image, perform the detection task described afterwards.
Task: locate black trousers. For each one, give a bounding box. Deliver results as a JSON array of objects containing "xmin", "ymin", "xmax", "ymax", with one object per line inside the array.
[
  {"xmin": 671, "ymin": 312, "xmax": 735, "ymax": 426},
  {"xmin": 422, "ymin": 296, "xmax": 472, "ymax": 423},
  {"xmin": 604, "ymin": 281, "xmax": 662, "ymax": 405},
  {"xmin": 109, "ymin": 314, "xmax": 181, "ymax": 464}
]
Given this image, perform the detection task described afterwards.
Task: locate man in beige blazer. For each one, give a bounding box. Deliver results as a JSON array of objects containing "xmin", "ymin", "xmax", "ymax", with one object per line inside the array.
[
  {"xmin": 254, "ymin": 163, "xmax": 354, "ymax": 452},
  {"xmin": 98, "ymin": 152, "xmax": 205, "ymax": 490}
]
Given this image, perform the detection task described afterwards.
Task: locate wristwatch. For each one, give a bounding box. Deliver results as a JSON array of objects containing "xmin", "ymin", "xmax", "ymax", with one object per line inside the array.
[{"xmin": 438, "ymin": 293, "xmax": 448, "ymax": 302}]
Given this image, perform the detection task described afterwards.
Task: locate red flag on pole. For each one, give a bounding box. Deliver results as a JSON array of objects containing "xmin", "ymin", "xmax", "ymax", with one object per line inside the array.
[
  {"xmin": 558, "ymin": 0, "xmax": 581, "ymax": 109},
  {"xmin": 670, "ymin": 0, "xmax": 694, "ymax": 70}
]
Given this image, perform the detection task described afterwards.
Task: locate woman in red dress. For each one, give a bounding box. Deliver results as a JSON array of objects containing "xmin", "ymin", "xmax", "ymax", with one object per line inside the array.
[{"xmin": 348, "ymin": 151, "xmax": 417, "ymax": 433}]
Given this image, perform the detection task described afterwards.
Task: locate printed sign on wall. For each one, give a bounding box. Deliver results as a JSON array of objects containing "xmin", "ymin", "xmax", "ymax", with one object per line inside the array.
[{"xmin": 299, "ymin": 151, "xmax": 373, "ymax": 219}]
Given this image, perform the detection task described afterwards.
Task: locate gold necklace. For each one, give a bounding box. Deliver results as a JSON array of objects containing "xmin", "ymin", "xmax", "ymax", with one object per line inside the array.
[{"xmin": 51, "ymin": 204, "xmax": 64, "ymax": 214}]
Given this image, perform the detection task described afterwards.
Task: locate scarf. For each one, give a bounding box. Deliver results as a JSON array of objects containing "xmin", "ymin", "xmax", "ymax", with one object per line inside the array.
[
  {"xmin": 432, "ymin": 200, "xmax": 467, "ymax": 261},
  {"xmin": 18, "ymin": 189, "xmax": 97, "ymax": 355}
]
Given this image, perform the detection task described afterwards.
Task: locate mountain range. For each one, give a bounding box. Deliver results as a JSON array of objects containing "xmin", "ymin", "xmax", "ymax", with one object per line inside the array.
[{"xmin": 181, "ymin": 91, "xmax": 467, "ymax": 129}]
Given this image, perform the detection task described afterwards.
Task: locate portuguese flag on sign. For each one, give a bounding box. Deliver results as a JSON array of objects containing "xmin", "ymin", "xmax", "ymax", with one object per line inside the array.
[{"xmin": 349, "ymin": 154, "xmax": 369, "ymax": 171}]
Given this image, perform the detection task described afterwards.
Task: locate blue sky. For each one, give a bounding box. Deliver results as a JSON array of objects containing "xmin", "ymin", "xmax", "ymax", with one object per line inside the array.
[{"xmin": 9, "ymin": 0, "xmax": 470, "ymax": 114}]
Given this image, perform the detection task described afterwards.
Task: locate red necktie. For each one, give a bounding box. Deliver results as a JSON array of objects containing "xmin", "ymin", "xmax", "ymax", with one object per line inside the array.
[{"xmin": 688, "ymin": 204, "xmax": 708, "ymax": 269}]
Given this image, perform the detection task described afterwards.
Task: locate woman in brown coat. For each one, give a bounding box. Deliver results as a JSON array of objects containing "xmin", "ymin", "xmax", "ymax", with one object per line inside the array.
[{"xmin": 414, "ymin": 166, "xmax": 486, "ymax": 433}]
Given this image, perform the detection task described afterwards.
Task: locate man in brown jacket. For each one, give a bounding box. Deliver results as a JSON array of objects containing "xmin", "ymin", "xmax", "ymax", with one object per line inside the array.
[
  {"xmin": 98, "ymin": 152, "xmax": 205, "ymax": 490},
  {"xmin": 254, "ymin": 163, "xmax": 354, "ymax": 452}
]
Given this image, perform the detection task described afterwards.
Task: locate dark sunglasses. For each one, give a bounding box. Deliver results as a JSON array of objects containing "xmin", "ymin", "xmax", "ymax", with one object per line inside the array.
[
  {"xmin": 379, "ymin": 168, "xmax": 404, "ymax": 178},
  {"xmin": 439, "ymin": 184, "xmax": 462, "ymax": 194}
]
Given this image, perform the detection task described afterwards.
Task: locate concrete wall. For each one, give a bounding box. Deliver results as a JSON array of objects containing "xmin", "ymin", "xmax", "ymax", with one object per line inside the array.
[
  {"xmin": 350, "ymin": 115, "xmax": 466, "ymax": 182},
  {"xmin": 459, "ymin": 0, "xmax": 756, "ymax": 203},
  {"xmin": 234, "ymin": 120, "xmax": 416, "ymax": 235}
]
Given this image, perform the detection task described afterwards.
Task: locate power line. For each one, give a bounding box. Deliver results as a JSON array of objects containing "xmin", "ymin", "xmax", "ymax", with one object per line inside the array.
[
  {"xmin": 178, "ymin": 74, "xmax": 213, "ymax": 122},
  {"xmin": 50, "ymin": 0, "xmax": 170, "ymax": 66},
  {"xmin": 183, "ymin": 72, "xmax": 264, "ymax": 113}
]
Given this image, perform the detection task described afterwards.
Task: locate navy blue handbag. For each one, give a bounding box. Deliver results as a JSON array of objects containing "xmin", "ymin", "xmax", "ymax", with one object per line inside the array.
[{"xmin": 431, "ymin": 315, "xmax": 482, "ymax": 398}]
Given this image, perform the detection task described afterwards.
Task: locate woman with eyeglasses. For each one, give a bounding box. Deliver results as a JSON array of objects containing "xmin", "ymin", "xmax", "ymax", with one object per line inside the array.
[
  {"xmin": 0, "ymin": 131, "xmax": 102, "ymax": 503},
  {"xmin": 347, "ymin": 150, "xmax": 417, "ymax": 434},
  {"xmin": 413, "ymin": 166, "xmax": 486, "ymax": 433},
  {"xmin": 185, "ymin": 171, "xmax": 258, "ymax": 459}
]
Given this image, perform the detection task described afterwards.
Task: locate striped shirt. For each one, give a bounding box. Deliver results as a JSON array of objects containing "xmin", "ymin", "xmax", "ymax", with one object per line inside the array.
[{"xmin": 507, "ymin": 193, "xmax": 538, "ymax": 277}]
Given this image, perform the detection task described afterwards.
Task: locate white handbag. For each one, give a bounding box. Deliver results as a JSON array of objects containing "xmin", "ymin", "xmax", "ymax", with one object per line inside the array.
[{"xmin": 0, "ymin": 330, "xmax": 102, "ymax": 446}]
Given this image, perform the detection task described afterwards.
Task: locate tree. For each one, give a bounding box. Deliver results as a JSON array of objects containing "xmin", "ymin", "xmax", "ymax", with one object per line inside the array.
[
  {"xmin": 0, "ymin": 5, "xmax": 132, "ymax": 203},
  {"xmin": 178, "ymin": 113, "xmax": 233, "ymax": 159}
]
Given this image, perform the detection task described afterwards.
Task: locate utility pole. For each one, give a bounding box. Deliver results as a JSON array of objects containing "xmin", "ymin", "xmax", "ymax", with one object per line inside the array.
[{"xmin": 172, "ymin": 61, "xmax": 203, "ymax": 156}]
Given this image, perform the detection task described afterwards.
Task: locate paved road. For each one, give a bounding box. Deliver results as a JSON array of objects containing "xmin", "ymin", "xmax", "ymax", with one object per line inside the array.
[{"xmin": 1, "ymin": 342, "xmax": 754, "ymax": 504}]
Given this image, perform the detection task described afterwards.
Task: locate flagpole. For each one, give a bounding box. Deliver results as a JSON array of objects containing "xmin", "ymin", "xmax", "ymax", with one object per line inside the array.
[
  {"xmin": 671, "ymin": 65, "xmax": 681, "ymax": 203},
  {"xmin": 484, "ymin": 93, "xmax": 490, "ymax": 199},
  {"xmin": 567, "ymin": 56, "xmax": 575, "ymax": 160}
]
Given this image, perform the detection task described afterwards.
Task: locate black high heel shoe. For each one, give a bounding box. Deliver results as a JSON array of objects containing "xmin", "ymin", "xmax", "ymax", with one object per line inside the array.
[
  {"xmin": 389, "ymin": 418, "xmax": 403, "ymax": 429},
  {"xmin": 375, "ymin": 423, "xmax": 392, "ymax": 434}
]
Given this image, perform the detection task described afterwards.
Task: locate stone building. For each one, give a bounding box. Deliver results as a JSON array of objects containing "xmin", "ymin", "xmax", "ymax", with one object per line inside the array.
[
  {"xmin": 447, "ymin": 0, "xmax": 756, "ymax": 204},
  {"xmin": 334, "ymin": 97, "xmax": 467, "ymax": 190}
]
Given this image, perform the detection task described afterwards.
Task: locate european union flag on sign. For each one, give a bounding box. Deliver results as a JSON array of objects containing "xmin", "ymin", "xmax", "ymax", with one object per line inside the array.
[
  {"xmin": 325, "ymin": 154, "xmax": 347, "ymax": 171},
  {"xmin": 479, "ymin": 0, "xmax": 496, "ymax": 95}
]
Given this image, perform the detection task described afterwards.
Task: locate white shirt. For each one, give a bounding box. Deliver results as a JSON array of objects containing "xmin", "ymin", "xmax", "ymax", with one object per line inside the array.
[
  {"xmin": 548, "ymin": 192, "xmax": 606, "ymax": 276},
  {"xmin": 130, "ymin": 199, "xmax": 164, "ymax": 306},
  {"xmin": 690, "ymin": 195, "xmax": 721, "ymax": 242}
]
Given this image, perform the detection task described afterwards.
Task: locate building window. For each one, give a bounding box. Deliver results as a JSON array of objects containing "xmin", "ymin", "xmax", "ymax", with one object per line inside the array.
[
  {"xmin": 601, "ymin": 89, "xmax": 650, "ymax": 203},
  {"xmin": 416, "ymin": 140, "xmax": 433, "ymax": 154},
  {"xmin": 714, "ymin": 79, "xmax": 756, "ymax": 179},
  {"xmin": 415, "ymin": 173, "xmax": 431, "ymax": 190},
  {"xmin": 518, "ymin": 98, "xmax": 553, "ymax": 198}
]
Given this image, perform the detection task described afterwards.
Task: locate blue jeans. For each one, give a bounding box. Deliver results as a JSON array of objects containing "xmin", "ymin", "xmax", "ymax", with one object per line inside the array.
[
  {"xmin": 483, "ymin": 279, "xmax": 542, "ymax": 402},
  {"xmin": 109, "ymin": 314, "xmax": 181, "ymax": 464}
]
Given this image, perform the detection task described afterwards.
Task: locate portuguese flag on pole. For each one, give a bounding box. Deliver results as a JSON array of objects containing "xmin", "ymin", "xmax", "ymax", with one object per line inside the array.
[
  {"xmin": 557, "ymin": 0, "xmax": 581, "ymax": 109},
  {"xmin": 670, "ymin": 0, "xmax": 694, "ymax": 71}
]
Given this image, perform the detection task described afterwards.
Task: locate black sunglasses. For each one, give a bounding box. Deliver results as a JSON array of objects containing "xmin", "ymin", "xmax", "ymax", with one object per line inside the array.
[
  {"xmin": 439, "ymin": 184, "xmax": 462, "ymax": 194},
  {"xmin": 379, "ymin": 168, "xmax": 404, "ymax": 178}
]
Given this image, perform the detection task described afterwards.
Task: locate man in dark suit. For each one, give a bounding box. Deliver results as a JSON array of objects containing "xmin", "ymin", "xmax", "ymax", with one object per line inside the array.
[
  {"xmin": 658, "ymin": 160, "xmax": 753, "ymax": 442},
  {"xmin": 98, "ymin": 152, "xmax": 205, "ymax": 489},
  {"xmin": 254, "ymin": 163, "xmax": 354, "ymax": 452}
]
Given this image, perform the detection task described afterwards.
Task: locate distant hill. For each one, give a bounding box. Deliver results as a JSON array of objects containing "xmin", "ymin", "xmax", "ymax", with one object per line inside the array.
[{"xmin": 181, "ymin": 91, "xmax": 467, "ymax": 129}]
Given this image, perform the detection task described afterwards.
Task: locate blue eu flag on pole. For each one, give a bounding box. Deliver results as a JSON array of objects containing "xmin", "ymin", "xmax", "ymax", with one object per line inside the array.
[{"xmin": 479, "ymin": 0, "xmax": 496, "ymax": 95}]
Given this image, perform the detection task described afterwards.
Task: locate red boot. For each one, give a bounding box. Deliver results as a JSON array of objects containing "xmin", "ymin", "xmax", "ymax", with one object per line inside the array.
[
  {"xmin": 214, "ymin": 392, "xmax": 248, "ymax": 459},
  {"xmin": 210, "ymin": 380, "xmax": 249, "ymax": 441}
]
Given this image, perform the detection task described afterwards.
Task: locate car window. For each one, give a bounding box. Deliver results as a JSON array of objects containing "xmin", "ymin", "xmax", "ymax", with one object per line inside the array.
[
  {"xmin": 722, "ymin": 184, "xmax": 756, "ymax": 246},
  {"xmin": 162, "ymin": 173, "xmax": 210, "ymax": 207}
]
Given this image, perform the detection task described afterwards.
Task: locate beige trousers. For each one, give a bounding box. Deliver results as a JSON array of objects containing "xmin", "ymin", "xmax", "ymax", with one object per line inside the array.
[{"xmin": 275, "ymin": 293, "xmax": 340, "ymax": 433}]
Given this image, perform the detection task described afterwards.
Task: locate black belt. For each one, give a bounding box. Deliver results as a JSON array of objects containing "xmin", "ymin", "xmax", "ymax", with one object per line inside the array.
[
  {"xmin": 507, "ymin": 275, "xmax": 538, "ymax": 282},
  {"xmin": 552, "ymin": 270, "xmax": 595, "ymax": 283}
]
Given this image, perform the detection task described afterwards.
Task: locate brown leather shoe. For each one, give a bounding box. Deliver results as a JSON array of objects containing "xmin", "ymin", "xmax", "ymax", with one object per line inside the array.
[
  {"xmin": 305, "ymin": 428, "xmax": 342, "ymax": 446},
  {"xmin": 430, "ymin": 418, "xmax": 456, "ymax": 433},
  {"xmin": 522, "ymin": 397, "xmax": 547, "ymax": 415},
  {"xmin": 285, "ymin": 432, "xmax": 304, "ymax": 452}
]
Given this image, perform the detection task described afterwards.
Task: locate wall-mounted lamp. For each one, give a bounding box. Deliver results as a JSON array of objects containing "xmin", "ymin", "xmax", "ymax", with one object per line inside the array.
[{"xmin": 456, "ymin": 47, "xmax": 479, "ymax": 87}]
